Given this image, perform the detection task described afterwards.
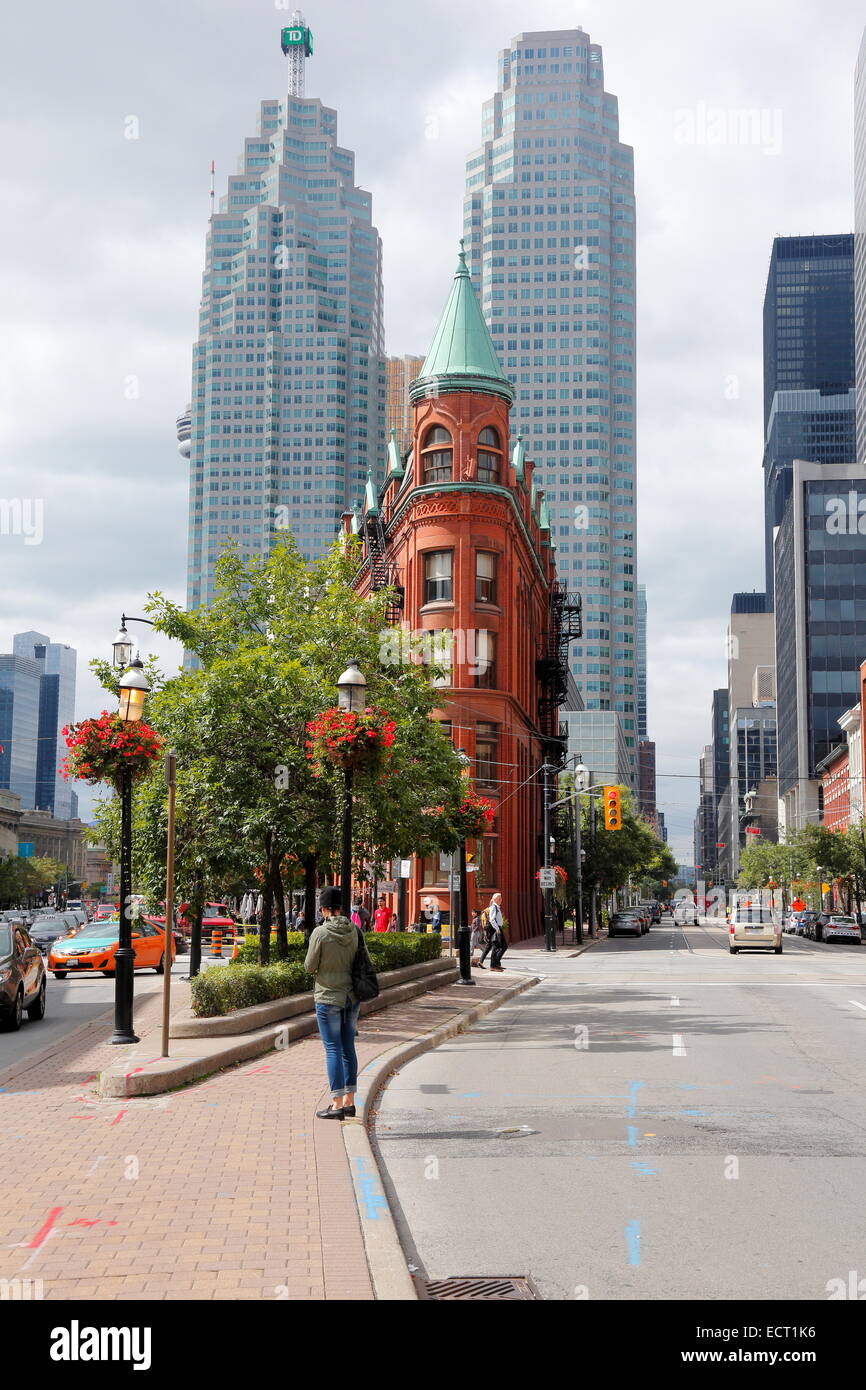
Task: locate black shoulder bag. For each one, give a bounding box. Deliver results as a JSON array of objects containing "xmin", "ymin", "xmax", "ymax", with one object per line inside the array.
[{"xmin": 351, "ymin": 926, "xmax": 379, "ymax": 1002}]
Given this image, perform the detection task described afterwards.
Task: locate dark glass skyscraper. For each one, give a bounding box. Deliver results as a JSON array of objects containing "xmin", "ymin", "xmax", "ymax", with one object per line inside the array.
[
  {"xmin": 775, "ymin": 461, "xmax": 866, "ymax": 831},
  {"xmin": 762, "ymin": 235, "xmax": 856, "ymax": 602}
]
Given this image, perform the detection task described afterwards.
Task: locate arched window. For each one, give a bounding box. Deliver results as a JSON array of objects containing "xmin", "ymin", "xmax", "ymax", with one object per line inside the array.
[
  {"xmin": 477, "ymin": 427, "xmax": 502, "ymax": 484},
  {"xmin": 422, "ymin": 425, "xmax": 452, "ymax": 484}
]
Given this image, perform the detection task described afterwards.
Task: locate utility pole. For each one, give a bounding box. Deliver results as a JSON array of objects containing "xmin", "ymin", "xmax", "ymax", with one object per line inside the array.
[
  {"xmin": 573, "ymin": 779, "xmax": 584, "ymax": 945},
  {"xmin": 588, "ymin": 770, "xmax": 598, "ymax": 939}
]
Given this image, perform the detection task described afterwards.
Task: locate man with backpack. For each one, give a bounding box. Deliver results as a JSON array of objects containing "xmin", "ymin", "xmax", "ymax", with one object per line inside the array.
[{"xmin": 487, "ymin": 893, "xmax": 507, "ymax": 971}]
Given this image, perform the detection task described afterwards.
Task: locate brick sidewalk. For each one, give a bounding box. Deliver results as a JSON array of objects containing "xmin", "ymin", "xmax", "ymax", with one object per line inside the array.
[{"xmin": 0, "ymin": 966, "xmax": 518, "ymax": 1300}]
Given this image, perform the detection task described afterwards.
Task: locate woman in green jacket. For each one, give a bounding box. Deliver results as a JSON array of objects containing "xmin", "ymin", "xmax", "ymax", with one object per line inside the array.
[{"xmin": 304, "ymin": 886, "xmax": 360, "ymax": 1119}]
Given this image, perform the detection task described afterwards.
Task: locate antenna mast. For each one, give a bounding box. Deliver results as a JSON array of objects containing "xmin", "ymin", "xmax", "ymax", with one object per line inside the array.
[{"xmin": 281, "ymin": 11, "xmax": 314, "ymax": 99}]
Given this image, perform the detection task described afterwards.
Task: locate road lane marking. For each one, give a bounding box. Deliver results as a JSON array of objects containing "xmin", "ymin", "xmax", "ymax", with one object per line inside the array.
[
  {"xmin": 671, "ymin": 996, "xmax": 680, "ymax": 1006},
  {"xmin": 849, "ymin": 1000, "xmax": 866, "ymax": 1011},
  {"xmin": 625, "ymin": 1219, "xmax": 641, "ymax": 1266},
  {"xmin": 672, "ymin": 1034, "xmax": 687, "ymax": 1056}
]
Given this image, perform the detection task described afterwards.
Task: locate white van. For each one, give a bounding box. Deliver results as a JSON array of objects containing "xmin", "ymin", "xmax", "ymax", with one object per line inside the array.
[{"xmin": 729, "ymin": 904, "xmax": 781, "ymax": 955}]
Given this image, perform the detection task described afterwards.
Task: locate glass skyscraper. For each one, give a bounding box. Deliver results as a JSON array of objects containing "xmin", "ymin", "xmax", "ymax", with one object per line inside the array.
[
  {"xmin": 0, "ymin": 632, "xmax": 77, "ymax": 819},
  {"xmin": 762, "ymin": 234, "xmax": 856, "ymax": 602},
  {"xmin": 854, "ymin": 25, "xmax": 866, "ymax": 464},
  {"xmin": 183, "ymin": 35, "xmax": 385, "ymax": 607},
  {"xmin": 462, "ymin": 27, "xmax": 637, "ymax": 772}
]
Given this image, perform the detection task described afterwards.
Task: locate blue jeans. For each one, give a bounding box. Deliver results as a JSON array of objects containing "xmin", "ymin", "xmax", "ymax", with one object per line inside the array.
[{"xmin": 315, "ymin": 1001, "xmax": 361, "ymax": 1098}]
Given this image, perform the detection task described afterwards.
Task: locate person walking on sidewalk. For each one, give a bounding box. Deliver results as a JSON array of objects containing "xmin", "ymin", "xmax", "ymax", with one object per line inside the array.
[
  {"xmin": 373, "ymin": 895, "xmax": 390, "ymax": 933},
  {"xmin": 304, "ymin": 886, "xmax": 361, "ymax": 1120},
  {"xmin": 487, "ymin": 893, "xmax": 507, "ymax": 971},
  {"xmin": 470, "ymin": 908, "xmax": 484, "ymax": 964}
]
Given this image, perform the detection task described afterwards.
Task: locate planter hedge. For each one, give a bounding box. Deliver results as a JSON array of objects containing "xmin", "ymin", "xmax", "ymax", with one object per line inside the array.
[{"xmin": 192, "ymin": 931, "xmax": 443, "ymax": 1017}]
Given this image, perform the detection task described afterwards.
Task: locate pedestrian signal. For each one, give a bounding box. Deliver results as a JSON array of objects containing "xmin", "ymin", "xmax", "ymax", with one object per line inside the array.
[{"xmin": 604, "ymin": 786, "xmax": 622, "ymax": 831}]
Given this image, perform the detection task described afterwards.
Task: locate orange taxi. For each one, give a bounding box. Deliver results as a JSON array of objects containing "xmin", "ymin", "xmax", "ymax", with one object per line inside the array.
[{"xmin": 48, "ymin": 918, "xmax": 176, "ymax": 978}]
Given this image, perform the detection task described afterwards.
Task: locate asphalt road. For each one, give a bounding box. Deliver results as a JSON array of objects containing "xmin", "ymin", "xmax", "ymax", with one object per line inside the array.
[
  {"xmin": 0, "ymin": 954, "xmax": 191, "ymax": 1069},
  {"xmin": 374, "ymin": 920, "xmax": 866, "ymax": 1300}
]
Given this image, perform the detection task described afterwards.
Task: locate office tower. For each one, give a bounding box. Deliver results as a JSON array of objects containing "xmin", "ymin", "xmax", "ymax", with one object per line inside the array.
[
  {"xmin": 855, "ymin": 25, "xmax": 866, "ymax": 462},
  {"xmin": 638, "ymin": 738, "xmax": 656, "ymax": 827},
  {"xmin": 715, "ymin": 597, "xmax": 775, "ymax": 881},
  {"xmin": 0, "ymin": 632, "xmax": 77, "ymax": 819},
  {"xmin": 775, "ymin": 460, "xmax": 866, "ymax": 833},
  {"xmin": 386, "ymin": 355, "xmax": 424, "ymax": 457},
  {"xmin": 636, "ymin": 583, "xmax": 647, "ymax": 740},
  {"xmin": 462, "ymin": 26, "xmax": 637, "ymax": 772},
  {"xmin": 183, "ymin": 19, "xmax": 386, "ymax": 608},
  {"xmin": 762, "ymin": 235, "xmax": 856, "ymax": 601}
]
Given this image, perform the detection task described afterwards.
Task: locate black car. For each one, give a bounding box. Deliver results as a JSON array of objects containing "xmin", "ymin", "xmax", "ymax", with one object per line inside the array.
[
  {"xmin": 29, "ymin": 917, "xmax": 73, "ymax": 955},
  {"xmin": 0, "ymin": 922, "xmax": 47, "ymax": 1030}
]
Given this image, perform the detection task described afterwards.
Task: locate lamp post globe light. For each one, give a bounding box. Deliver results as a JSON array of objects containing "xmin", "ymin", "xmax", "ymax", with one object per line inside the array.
[
  {"xmin": 336, "ymin": 661, "xmax": 366, "ymax": 915},
  {"xmin": 111, "ymin": 654, "xmax": 151, "ymax": 1046}
]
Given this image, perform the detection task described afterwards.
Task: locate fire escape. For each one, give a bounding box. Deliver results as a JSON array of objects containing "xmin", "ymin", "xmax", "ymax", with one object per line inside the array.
[
  {"xmin": 361, "ymin": 511, "xmax": 404, "ymax": 623},
  {"xmin": 536, "ymin": 582, "xmax": 582, "ymax": 765}
]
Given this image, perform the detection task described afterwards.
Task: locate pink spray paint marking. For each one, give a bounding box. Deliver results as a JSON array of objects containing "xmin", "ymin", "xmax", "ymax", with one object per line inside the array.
[
  {"xmin": 109, "ymin": 1109, "xmax": 128, "ymax": 1126},
  {"xmin": 26, "ymin": 1207, "xmax": 63, "ymax": 1249}
]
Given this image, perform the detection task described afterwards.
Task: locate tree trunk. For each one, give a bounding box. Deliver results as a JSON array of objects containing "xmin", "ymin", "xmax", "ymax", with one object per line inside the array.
[
  {"xmin": 258, "ymin": 832, "xmax": 274, "ymax": 966},
  {"xmin": 188, "ymin": 875, "xmax": 204, "ymax": 979},
  {"xmin": 303, "ymin": 852, "xmax": 318, "ymax": 945},
  {"xmin": 273, "ymin": 845, "xmax": 288, "ymax": 960}
]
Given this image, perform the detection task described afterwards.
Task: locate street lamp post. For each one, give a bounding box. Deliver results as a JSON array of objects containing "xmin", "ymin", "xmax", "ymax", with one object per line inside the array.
[
  {"xmin": 454, "ymin": 750, "xmax": 475, "ymax": 987},
  {"xmin": 336, "ymin": 661, "xmax": 367, "ymax": 916},
  {"xmin": 110, "ymin": 654, "xmax": 151, "ymax": 1046},
  {"xmin": 575, "ymin": 764, "xmax": 598, "ymax": 938},
  {"xmin": 573, "ymin": 780, "xmax": 584, "ymax": 945}
]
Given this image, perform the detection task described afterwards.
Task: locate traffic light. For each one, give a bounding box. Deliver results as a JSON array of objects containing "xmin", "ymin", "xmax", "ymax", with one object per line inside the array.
[{"xmin": 604, "ymin": 785, "xmax": 622, "ymax": 831}]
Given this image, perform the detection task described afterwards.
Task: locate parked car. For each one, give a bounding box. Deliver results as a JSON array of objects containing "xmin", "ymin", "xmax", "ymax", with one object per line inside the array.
[
  {"xmin": 0, "ymin": 922, "xmax": 47, "ymax": 1030},
  {"xmin": 48, "ymin": 919, "xmax": 176, "ymax": 978},
  {"xmin": 729, "ymin": 905, "xmax": 782, "ymax": 955},
  {"xmin": 608, "ymin": 911, "xmax": 643, "ymax": 939},
  {"xmin": 821, "ymin": 915, "xmax": 861, "ymax": 945}
]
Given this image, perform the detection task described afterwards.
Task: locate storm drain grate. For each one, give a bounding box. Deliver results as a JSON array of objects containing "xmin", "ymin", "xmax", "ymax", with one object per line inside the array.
[{"xmin": 423, "ymin": 1275, "xmax": 539, "ymax": 1300}]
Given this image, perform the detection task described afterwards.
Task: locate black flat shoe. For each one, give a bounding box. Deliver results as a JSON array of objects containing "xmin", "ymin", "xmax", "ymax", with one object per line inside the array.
[
  {"xmin": 342, "ymin": 1104, "xmax": 357, "ymax": 1117},
  {"xmin": 316, "ymin": 1105, "xmax": 344, "ymax": 1119}
]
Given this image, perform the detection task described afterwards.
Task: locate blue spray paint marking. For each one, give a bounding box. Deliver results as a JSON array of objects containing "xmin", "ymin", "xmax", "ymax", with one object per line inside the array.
[
  {"xmin": 462, "ymin": 1092, "xmax": 482, "ymax": 1098},
  {"xmin": 627, "ymin": 1125, "xmax": 638, "ymax": 1147},
  {"xmin": 353, "ymin": 1156, "xmax": 388, "ymax": 1220},
  {"xmin": 626, "ymin": 1081, "xmax": 644, "ymax": 1118},
  {"xmin": 682, "ymin": 1109, "xmax": 709, "ymax": 1117},
  {"xmin": 630, "ymin": 1161, "xmax": 658, "ymax": 1176},
  {"xmin": 625, "ymin": 1219, "xmax": 641, "ymax": 1266}
]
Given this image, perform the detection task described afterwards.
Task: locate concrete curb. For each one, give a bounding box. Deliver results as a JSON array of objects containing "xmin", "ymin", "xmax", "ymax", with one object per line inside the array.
[
  {"xmin": 341, "ymin": 970, "xmax": 541, "ymax": 1300},
  {"xmin": 98, "ymin": 961, "xmax": 460, "ymax": 1097}
]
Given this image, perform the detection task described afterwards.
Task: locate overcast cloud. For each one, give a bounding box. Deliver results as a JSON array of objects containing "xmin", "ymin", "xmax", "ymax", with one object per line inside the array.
[{"xmin": 2, "ymin": 0, "xmax": 864, "ymax": 856}]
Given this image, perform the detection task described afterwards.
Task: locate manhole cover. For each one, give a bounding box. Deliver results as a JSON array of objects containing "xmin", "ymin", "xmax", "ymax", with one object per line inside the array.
[{"xmin": 423, "ymin": 1275, "xmax": 539, "ymax": 1300}]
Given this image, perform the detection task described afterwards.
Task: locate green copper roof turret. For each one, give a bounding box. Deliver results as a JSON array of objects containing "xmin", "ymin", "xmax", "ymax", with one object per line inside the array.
[
  {"xmin": 386, "ymin": 427, "xmax": 404, "ymax": 479},
  {"xmin": 364, "ymin": 466, "xmax": 379, "ymax": 516},
  {"xmin": 409, "ymin": 241, "xmax": 514, "ymax": 406},
  {"xmin": 512, "ymin": 431, "xmax": 525, "ymax": 484}
]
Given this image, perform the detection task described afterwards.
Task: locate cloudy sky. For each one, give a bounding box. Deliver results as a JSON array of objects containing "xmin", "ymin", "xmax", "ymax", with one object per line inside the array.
[{"xmin": 2, "ymin": 0, "xmax": 864, "ymax": 856}]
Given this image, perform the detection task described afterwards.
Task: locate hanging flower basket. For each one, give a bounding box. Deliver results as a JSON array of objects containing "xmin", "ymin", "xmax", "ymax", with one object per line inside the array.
[
  {"xmin": 305, "ymin": 706, "xmax": 396, "ymax": 773},
  {"xmin": 60, "ymin": 712, "xmax": 162, "ymax": 789},
  {"xmin": 448, "ymin": 791, "xmax": 496, "ymax": 840}
]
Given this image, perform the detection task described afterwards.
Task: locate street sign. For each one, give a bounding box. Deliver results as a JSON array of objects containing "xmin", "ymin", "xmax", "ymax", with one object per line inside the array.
[
  {"xmin": 378, "ymin": 881, "xmax": 397, "ymax": 893},
  {"xmin": 466, "ymin": 864, "xmax": 479, "ymax": 872},
  {"xmin": 399, "ymin": 859, "xmax": 412, "ymax": 879},
  {"xmin": 539, "ymin": 867, "xmax": 556, "ymax": 890},
  {"xmin": 450, "ymin": 874, "xmax": 461, "ymax": 890}
]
